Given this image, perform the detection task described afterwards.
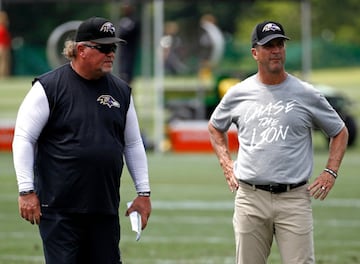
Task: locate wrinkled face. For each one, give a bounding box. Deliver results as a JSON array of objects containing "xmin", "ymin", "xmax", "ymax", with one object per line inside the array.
[
  {"xmin": 252, "ymin": 38, "xmax": 286, "ymax": 74},
  {"xmin": 78, "ymin": 42, "xmax": 117, "ymax": 78}
]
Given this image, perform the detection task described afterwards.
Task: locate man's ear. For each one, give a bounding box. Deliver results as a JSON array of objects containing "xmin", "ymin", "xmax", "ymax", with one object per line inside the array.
[{"xmin": 251, "ymin": 47, "xmax": 258, "ymax": 60}]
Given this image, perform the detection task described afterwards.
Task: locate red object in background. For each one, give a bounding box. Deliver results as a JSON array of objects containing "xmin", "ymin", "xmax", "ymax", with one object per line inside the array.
[
  {"xmin": 168, "ymin": 121, "xmax": 238, "ymax": 153},
  {"xmin": 0, "ymin": 126, "xmax": 14, "ymax": 151}
]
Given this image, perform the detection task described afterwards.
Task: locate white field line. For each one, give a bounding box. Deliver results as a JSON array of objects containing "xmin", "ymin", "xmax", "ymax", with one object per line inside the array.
[
  {"xmin": 147, "ymin": 215, "xmax": 360, "ymax": 228},
  {"xmin": 315, "ymin": 239, "xmax": 360, "ymax": 247},
  {"xmin": 121, "ymin": 234, "xmax": 233, "ymax": 244},
  {"xmin": 125, "ymin": 257, "xmax": 236, "ymax": 264},
  {"xmin": 121, "ymin": 233, "xmax": 360, "ymax": 245},
  {"xmin": 0, "ymin": 255, "xmax": 236, "ymax": 264},
  {"xmin": 148, "ymin": 215, "xmax": 231, "ymax": 224},
  {"xmin": 152, "ymin": 198, "xmax": 360, "ymax": 210},
  {"xmin": 0, "ymin": 255, "xmax": 44, "ymax": 263}
]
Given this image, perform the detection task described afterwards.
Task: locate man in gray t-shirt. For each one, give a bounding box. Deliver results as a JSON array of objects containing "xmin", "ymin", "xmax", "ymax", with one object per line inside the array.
[{"xmin": 208, "ymin": 21, "xmax": 348, "ymax": 264}]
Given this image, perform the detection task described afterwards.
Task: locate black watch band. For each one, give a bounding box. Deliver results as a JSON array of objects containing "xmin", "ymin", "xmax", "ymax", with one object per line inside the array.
[{"xmin": 19, "ymin": 190, "xmax": 34, "ymax": 196}]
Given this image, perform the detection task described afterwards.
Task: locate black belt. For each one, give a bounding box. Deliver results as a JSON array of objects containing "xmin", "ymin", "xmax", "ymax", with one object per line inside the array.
[{"xmin": 239, "ymin": 180, "xmax": 307, "ymax": 194}]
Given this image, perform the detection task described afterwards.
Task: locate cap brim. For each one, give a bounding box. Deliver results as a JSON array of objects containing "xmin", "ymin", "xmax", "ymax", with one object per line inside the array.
[
  {"xmin": 257, "ymin": 34, "xmax": 290, "ymax": 46},
  {"xmin": 91, "ymin": 37, "xmax": 127, "ymax": 44}
]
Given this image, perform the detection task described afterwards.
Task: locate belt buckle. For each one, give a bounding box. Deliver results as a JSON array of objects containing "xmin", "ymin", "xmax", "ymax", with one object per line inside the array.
[
  {"xmin": 269, "ymin": 184, "xmax": 286, "ymax": 194},
  {"xmin": 269, "ymin": 184, "xmax": 276, "ymax": 193}
]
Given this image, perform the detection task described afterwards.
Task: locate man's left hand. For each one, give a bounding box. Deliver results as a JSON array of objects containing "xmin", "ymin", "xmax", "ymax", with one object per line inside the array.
[
  {"xmin": 308, "ymin": 171, "xmax": 336, "ymax": 200},
  {"xmin": 126, "ymin": 196, "xmax": 151, "ymax": 230}
]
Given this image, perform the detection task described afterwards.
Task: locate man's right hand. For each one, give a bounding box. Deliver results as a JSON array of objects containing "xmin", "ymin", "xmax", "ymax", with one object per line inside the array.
[{"xmin": 18, "ymin": 193, "xmax": 41, "ymax": 225}]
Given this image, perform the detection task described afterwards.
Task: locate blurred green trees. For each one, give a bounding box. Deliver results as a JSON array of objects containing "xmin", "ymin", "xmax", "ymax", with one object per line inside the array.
[{"xmin": 2, "ymin": 0, "xmax": 360, "ymax": 75}]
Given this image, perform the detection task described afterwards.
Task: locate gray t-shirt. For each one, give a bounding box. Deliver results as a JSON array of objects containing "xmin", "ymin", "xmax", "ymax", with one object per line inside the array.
[{"xmin": 210, "ymin": 74, "xmax": 345, "ymax": 184}]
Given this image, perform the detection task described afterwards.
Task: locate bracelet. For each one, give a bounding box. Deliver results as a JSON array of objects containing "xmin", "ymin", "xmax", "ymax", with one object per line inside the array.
[
  {"xmin": 137, "ymin": 191, "xmax": 151, "ymax": 197},
  {"xmin": 324, "ymin": 168, "xmax": 338, "ymax": 179},
  {"xmin": 19, "ymin": 190, "xmax": 34, "ymax": 196}
]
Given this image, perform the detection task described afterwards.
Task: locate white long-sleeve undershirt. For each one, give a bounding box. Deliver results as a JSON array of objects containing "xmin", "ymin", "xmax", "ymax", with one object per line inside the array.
[{"xmin": 12, "ymin": 81, "xmax": 150, "ymax": 193}]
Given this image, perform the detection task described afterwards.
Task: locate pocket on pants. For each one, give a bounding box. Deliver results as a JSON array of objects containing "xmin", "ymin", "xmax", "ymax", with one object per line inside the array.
[
  {"xmin": 233, "ymin": 185, "xmax": 271, "ymax": 234},
  {"xmin": 275, "ymin": 185, "xmax": 313, "ymax": 235}
]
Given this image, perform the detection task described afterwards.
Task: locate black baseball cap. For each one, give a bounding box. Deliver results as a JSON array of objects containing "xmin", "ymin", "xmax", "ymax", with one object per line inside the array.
[
  {"xmin": 251, "ymin": 21, "xmax": 290, "ymax": 47},
  {"xmin": 75, "ymin": 17, "xmax": 126, "ymax": 44}
]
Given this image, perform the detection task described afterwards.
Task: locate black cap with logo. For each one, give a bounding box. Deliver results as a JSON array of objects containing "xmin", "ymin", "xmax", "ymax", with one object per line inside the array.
[
  {"xmin": 75, "ymin": 17, "xmax": 126, "ymax": 44},
  {"xmin": 251, "ymin": 21, "xmax": 290, "ymax": 48}
]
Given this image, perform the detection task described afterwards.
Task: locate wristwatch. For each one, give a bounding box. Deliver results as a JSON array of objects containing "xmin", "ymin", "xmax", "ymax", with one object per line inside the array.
[
  {"xmin": 19, "ymin": 190, "xmax": 34, "ymax": 196},
  {"xmin": 137, "ymin": 191, "xmax": 151, "ymax": 197}
]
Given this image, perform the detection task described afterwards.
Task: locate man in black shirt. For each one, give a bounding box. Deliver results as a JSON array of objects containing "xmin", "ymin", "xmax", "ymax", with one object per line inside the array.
[{"xmin": 13, "ymin": 17, "xmax": 151, "ymax": 264}]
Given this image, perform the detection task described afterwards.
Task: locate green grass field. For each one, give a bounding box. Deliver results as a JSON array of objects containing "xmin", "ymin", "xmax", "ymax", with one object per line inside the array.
[
  {"xmin": 1, "ymin": 68, "xmax": 360, "ymax": 263},
  {"xmin": 1, "ymin": 151, "xmax": 360, "ymax": 264}
]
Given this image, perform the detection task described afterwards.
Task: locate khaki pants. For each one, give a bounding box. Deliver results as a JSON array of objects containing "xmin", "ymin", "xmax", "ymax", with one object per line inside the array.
[{"xmin": 233, "ymin": 181, "xmax": 314, "ymax": 264}]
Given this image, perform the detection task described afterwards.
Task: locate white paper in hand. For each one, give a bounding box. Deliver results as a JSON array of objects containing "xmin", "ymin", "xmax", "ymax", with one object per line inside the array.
[{"xmin": 127, "ymin": 201, "xmax": 142, "ymax": 241}]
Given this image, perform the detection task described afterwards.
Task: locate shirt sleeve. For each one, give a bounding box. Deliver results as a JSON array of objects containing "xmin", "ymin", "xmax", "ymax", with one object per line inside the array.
[
  {"xmin": 124, "ymin": 97, "xmax": 150, "ymax": 193},
  {"xmin": 209, "ymin": 86, "xmax": 236, "ymax": 132},
  {"xmin": 12, "ymin": 81, "xmax": 50, "ymax": 192},
  {"xmin": 307, "ymin": 86, "xmax": 345, "ymax": 137}
]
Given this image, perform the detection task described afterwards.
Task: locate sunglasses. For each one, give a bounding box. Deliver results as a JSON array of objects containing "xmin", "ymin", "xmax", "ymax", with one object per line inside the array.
[{"xmin": 83, "ymin": 44, "xmax": 117, "ymax": 54}]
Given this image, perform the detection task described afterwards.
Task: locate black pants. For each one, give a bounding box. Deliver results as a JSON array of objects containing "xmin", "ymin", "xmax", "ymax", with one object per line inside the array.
[{"xmin": 39, "ymin": 212, "xmax": 121, "ymax": 264}]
